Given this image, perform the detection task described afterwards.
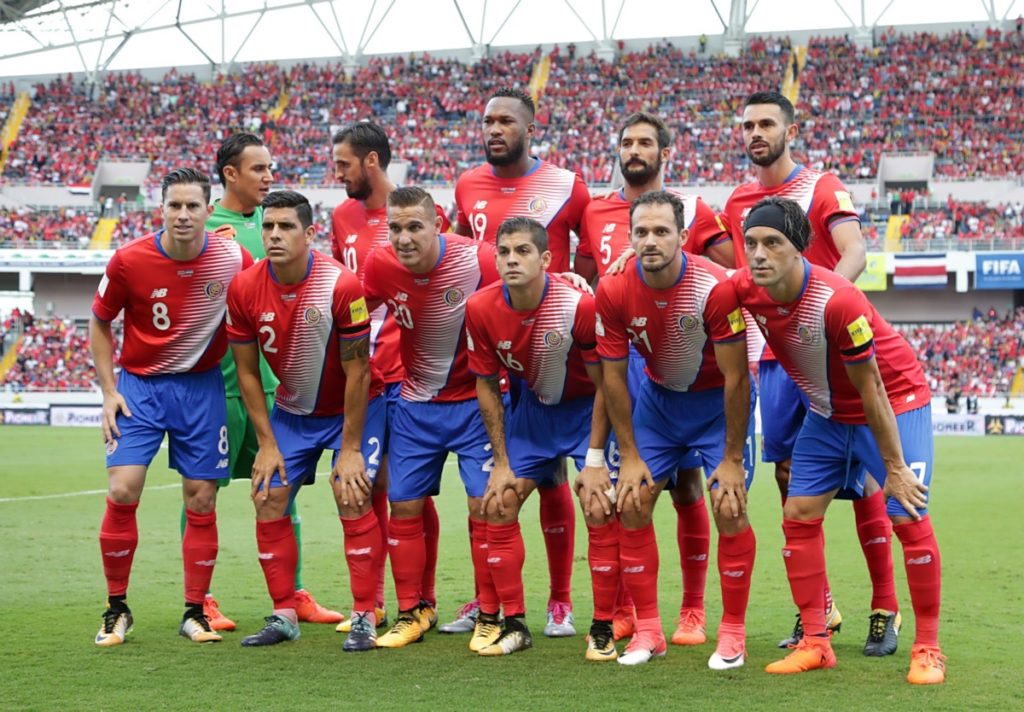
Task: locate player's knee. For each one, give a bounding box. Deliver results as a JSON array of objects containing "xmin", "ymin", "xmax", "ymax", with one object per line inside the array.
[
  {"xmin": 184, "ymin": 483, "xmax": 217, "ymax": 514},
  {"xmin": 582, "ymin": 509, "xmax": 614, "ymax": 528},
  {"xmin": 337, "ymin": 498, "xmax": 373, "ymax": 519},
  {"xmin": 107, "ymin": 481, "xmax": 141, "ymax": 505},
  {"xmin": 713, "ymin": 510, "xmax": 750, "ymax": 535},
  {"xmin": 486, "ymin": 490, "xmax": 522, "ymax": 524},
  {"xmin": 618, "ymin": 505, "xmax": 653, "ymax": 530},
  {"xmin": 670, "ymin": 468, "xmax": 704, "ymax": 505},
  {"xmin": 782, "ymin": 495, "xmax": 827, "ymax": 521},
  {"xmin": 390, "ymin": 498, "xmax": 423, "ymax": 519}
]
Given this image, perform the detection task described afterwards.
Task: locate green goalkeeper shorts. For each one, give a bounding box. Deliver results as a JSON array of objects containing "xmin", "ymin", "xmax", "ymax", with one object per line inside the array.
[{"xmin": 220, "ymin": 393, "xmax": 276, "ymax": 485}]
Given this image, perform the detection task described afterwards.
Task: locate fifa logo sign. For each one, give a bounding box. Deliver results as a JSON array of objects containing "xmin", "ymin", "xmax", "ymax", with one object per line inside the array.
[{"xmin": 981, "ymin": 259, "xmax": 1021, "ymax": 275}]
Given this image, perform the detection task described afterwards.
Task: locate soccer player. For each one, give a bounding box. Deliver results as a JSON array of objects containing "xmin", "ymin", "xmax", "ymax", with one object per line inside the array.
[
  {"xmin": 226, "ymin": 190, "xmax": 386, "ymax": 650},
  {"xmin": 722, "ymin": 91, "xmax": 898, "ymax": 655},
  {"xmin": 330, "ymin": 122, "xmax": 450, "ymax": 632},
  {"xmin": 593, "ymin": 190, "xmax": 755, "ymax": 668},
  {"xmin": 464, "ymin": 216, "xmax": 611, "ymax": 656},
  {"xmin": 576, "ymin": 111, "xmax": 735, "ymax": 646},
  {"xmin": 193, "ymin": 132, "xmax": 342, "ymax": 631},
  {"xmin": 452, "ymin": 87, "xmax": 591, "ymax": 636},
  {"xmin": 90, "ymin": 167, "xmax": 251, "ymax": 646},
  {"xmin": 735, "ymin": 197, "xmax": 944, "ymax": 684},
  {"xmin": 362, "ymin": 186, "xmax": 501, "ymax": 650}
]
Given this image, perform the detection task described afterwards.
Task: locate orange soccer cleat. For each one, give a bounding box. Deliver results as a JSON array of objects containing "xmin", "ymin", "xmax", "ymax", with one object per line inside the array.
[
  {"xmin": 906, "ymin": 644, "xmax": 946, "ymax": 685},
  {"xmin": 295, "ymin": 589, "xmax": 344, "ymax": 624},
  {"xmin": 203, "ymin": 595, "xmax": 236, "ymax": 632},
  {"xmin": 765, "ymin": 636, "xmax": 837, "ymax": 675}
]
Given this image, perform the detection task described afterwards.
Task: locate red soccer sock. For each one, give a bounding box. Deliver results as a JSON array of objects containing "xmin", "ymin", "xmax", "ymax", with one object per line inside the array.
[
  {"xmin": 853, "ymin": 490, "xmax": 898, "ymax": 611},
  {"xmin": 820, "ymin": 527, "xmax": 834, "ymax": 614},
  {"xmin": 674, "ymin": 499, "xmax": 710, "ymax": 611},
  {"xmin": 469, "ymin": 517, "xmax": 500, "ymax": 615},
  {"xmin": 615, "ymin": 577, "xmax": 635, "ymax": 611},
  {"xmin": 587, "ymin": 520, "xmax": 620, "ymax": 621},
  {"xmin": 99, "ymin": 497, "xmax": 139, "ymax": 597},
  {"xmin": 781, "ymin": 517, "xmax": 827, "ymax": 637},
  {"xmin": 182, "ymin": 508, "xmax": 218, "ymax": 605},
  {"xmin": 718, "ymin": 525, "xmax": 756, "ymax": 625},
  {"xmin": 371, "ymin": 490, "xmax": 389, "ymax": 609},
  {"xmin": 539, "ymin": 483, "xmax": 575, "ymax": 605},
  {"xmin": 894, "ymin": 516, "xmax": 942, "ymax": 647},
  {"xmin": 342, "ymin": 510, "xmax": 382, "ymax": 613},
  {"xmin": 387, "ymin": 515, "xmax": 424, "ymax": 612},
  {"xmin": 421, "ymin": 497, "xmax": 439, "ymax": 608},
  {"xmin": 487, "ymin": 521, "xmax": 526, "ymax": 617},
  {"xmin": 619, "ymin": 523, "xmax": 660, "ymax": 621},
  {"xmin": 256, "ymin": 516, "xmax": 297, "ymax": 611}
]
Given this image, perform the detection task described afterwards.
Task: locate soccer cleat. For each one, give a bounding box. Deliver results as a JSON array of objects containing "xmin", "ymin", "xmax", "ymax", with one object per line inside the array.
[
  {"xmin": 478, "ymin": 617, "xmax": 533, "ymax": 657},
  {"xmin": 240, "ymin": 615, "xmax": 300, "ymax": 647},
  {"xmin": 414, "ymin": 600, "xmax": 437, "ymax": 633},
  {"xmin": 337, "ymin": 607, "xmax": 388, "ymax": 633},
  {"xmin": 765, "ymin": 636, "xmax": 837, "ymax": 674},
  {"xmin": 777, "ymin": 602, "xmax": 843, "ymax": 648},
  {"xmin": 906, "ymin": 644, "xmax": 946, "ymax": 685},
  {"xmin": 179, "ymin": 609, "xmax": 223, "ymax": 643},
  {"xmin": 585, "ymin": 621, "xmax": 618, "ymax": 662},
  {"xmin": 617, "ymin": 628, "xmax": 668, "ymax": 666},
  {"xmin": 708, "ymin": 622, "xmax": 746, "ymax": 670},
  {"xmin": 376, "ymin": 613, "xmax": 424, "ymax": 648},
  {"xmin": 670, "ymin": 607, "xmax": 707, "ymax": 646},
  {"xmin": 863, "ymin": 609, "xmax": 901, "ymax": 657},
  {"xmin": 468, "ymin": 612, "xmax": 503, "ymax": 652},
  {"xmin": 95, "ymin": 605, "xmax": 133, "ymax": 647},
  {"xmin": 439, "ymin": 599, "xmax": 479, "ymax": 634},
  {"xmin": 295, "ymin": 589, "xmax": 344, "ymax": 624},
  {"xmin": 342, "ymin": 611, "xmax": 378, "ymax": 652},
  {"xmin": 543, "ymin": 600, "xmax": 576, "ymax": 637},
  {"xmin": 612, "ymin": 605, "xmax": 637, "ymax": 641},
  {"xmin": 203, "ymin": 595, "xmax": 236, "ymax": 632}
]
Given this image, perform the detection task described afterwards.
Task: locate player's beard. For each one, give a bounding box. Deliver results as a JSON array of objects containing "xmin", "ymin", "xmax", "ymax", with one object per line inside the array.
[
  {"xmin": 621, "ymin": 155, "xmax": 661, "ymax": 187},
  {"xmin": 345, "ymin": 173, "xmax": 372, "ymax": 201},
  {"xmin": 746, "ymin": 134, "xmax": 787, "ymax": 167},
  {"xmin": 639, "ymin": 249, "xmax": 674, "ymax": 274},
  {"xmin": 485, "ymin": 135, "xmax": 526, "ymax": 167}
]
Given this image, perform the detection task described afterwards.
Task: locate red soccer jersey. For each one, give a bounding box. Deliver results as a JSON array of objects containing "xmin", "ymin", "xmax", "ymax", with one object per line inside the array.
[
  {"xmin": 577, "ymin": 189, "xmax": 731, "ymax": 276},
  {"xmin": 92, "ymin": 232, "xmax": 251, "ymax": 376},
  {"xmin": 330, "ymin": 198, "xmax": 451, "ymax": 385},
  {"xmin": 596, "ymin": 255, "xmax": 747, "ymax": 392},
  {"xmin": 454, "ymin": 159, "xmax": 590, "ymax": 273},
  {"xmin": 362, "ymin": 235, "xmax": 500, "ymax": 403},
  {"xmin": 731, "ymin": 263, "xmax": 931, "ymax": 424},
  {"xmin": 226, "ymin": 251, "xmax": 381, "ymax": 417},
  {"xmin": 465, "ymin": 275, "xmax": 597, "ymax": 405}
]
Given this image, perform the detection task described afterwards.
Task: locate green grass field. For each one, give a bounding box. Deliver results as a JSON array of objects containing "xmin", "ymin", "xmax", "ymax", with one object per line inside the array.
[{"xmin": 1, "ymin": 428, "xmax": 1022, "ymax": 711}]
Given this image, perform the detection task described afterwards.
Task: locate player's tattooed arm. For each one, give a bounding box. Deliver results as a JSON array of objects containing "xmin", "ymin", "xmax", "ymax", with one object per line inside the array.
[
  {"xmin": 335, "ymin": 336, "xmax": 371, "ymax": 509},
  {"xmin": 476, "ymin": 374, "xmax": 516, "ymax": 517},
  {"xmin": 340, "ymin": 335, "xmax": 370, "ymax": 361}
]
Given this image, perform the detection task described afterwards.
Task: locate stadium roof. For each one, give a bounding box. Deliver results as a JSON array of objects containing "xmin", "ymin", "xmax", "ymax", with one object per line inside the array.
[{"xmin": 0, "ymin": 0, "xmax": 1018, "ymax": 78}]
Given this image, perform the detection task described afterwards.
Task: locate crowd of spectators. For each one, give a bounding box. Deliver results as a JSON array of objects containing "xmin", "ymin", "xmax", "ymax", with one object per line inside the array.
[
  {"xmin": 894, "ymin": 307, "xmax": 1024, "ymax": 397},
  {"xmin": 1, "ymin": 312, "xmax": 101, "ymax": 391},
  {"xmin": 0, "ymin": 207, "xmax": 97, "ymax": 247},
  {"xmin": 900, "ymin": 199, "xmax": 1024, "ymax": 242},
  {"xmin": 1, "ymin": 28, "xmax": 1020, "ymax": 188}
]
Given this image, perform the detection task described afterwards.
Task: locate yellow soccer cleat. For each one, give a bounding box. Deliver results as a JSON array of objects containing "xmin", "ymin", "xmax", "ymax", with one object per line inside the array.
[
  {"xmin": 95, "ymin": 605, "xmax": 133, "ymax": 647},
  {"xmin": 375, "ymin": 614, "xmax": 424, "ymax": 649},
  {"xmin": 337, "ymin": 607, "xmax": 387, "ymax": 633},
  {"xmin": 468, "ymin": 613, "xmax": 502, "ymax": 652},
  {"xmin": 179, "ymin": 610, "xmax": 223, "ymax": 643},
  {"xmin": 415, "ymin": 601, "xmax": 437, "ymax": 633},
  {"xmin": 584, "ymin": 621, "xmax": 618, "ymax": 662}
]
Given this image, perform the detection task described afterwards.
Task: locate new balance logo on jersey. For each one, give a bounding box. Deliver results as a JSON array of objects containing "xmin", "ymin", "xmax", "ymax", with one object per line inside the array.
[
  {"xmin": 497, "ymin": 340, "xmax": 512, "ymax": 349},
  {"xmin": 150, "ymin": 288, "xmax": 168, "ymax": 298},
  {"xmin": 630, "ymin": 317, "xmax": 648, "ymax": 327},
  {"xmin": 345, "ymin": 234, "xmax": 358, "ymax": 245},
  {"xmin": 474, "ymin": 200, "xmax": 488, "ymax": 210},
  {"xmin": 623, "ymin": 566, "xmax": 645, "ymax": 574},
  {"xmin": 602, "ymin": 223, "xmax": 616, "ymax": 233},
  {"xmin": 259, "ymin": 312, "xmax": 275, "ymax": 322},
  {"xmin": 907, "ymin": 555, "xmax": 933, "ymax": 565}
]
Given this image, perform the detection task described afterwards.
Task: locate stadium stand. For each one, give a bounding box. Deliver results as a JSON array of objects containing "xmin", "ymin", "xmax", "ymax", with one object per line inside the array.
[
  {"xmin": 0, "ymin": 207, "xmax": 98, "ymax": 247},
  {"xmin": 0, "ymin": 312, "xmax": 105, "ymax": 391}
]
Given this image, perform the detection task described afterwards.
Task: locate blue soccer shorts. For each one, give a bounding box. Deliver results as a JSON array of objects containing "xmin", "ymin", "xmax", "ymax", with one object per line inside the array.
[
  {"xmin": 508, "ymin": 390, "xmax": 593, "ymax": 485},
  {"xmin": 632, "ymin": 381, "xmax": 755, "ymax": 489},
  {"xmin": 759, "ymin": 359, "xmax": 808, "ymax": 463},
  {"xmin": 388, "ymin": 397, "xmax": 494, "ymax": 501},
  {"xmin": 789, "ymin": 404, "xmax": 934, "ymax": 518},
  {"xmin": 267, "ymin": 393, "xmax": 388, "ymax": 490},
  {"xmin": 106, "ymin": 368, "xmax": 228, "ymax": 480}
]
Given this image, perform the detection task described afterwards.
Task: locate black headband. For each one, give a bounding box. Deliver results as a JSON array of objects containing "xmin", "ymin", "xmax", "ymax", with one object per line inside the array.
[{"xmin": 745, "ymin": 203, "xmax": 804, "ymax": 251}]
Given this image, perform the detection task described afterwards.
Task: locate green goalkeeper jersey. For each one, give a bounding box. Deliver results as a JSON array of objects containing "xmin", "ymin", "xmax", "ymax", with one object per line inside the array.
[{"xmin": 208, "ymin": 200, "xmax": 278, "ymax": 397}]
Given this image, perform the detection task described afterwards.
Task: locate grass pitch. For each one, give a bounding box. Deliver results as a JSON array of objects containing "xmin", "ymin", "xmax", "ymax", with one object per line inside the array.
[{"xmin": 1, "ymin": 428, "xmax": 1022, "ymax": 711}]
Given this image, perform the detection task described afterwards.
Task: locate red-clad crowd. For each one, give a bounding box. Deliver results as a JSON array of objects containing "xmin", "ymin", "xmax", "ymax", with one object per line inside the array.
[
  {"xmin": 894, "ymin": 308, "xmax": 1024, "ymax": 397},
  {"xmin": 1, "ymin": 29, "xmax": 1020, "ymax": 188},
  {"xmin": 0, "ymin": 208, "xmax": 161, "ymax": 247},
  {"xmin": 1, "ymin": 312, "xmax": 111, "ymax": 391},
  {"xmin": 901, "ymin": 199, "xmax": 1024, "ymax": 242}
]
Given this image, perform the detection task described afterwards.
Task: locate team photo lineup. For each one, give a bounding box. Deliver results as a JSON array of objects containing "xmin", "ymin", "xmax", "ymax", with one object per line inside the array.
[{"xmin": 88, "ymin": 84, "xmax": 948, "ymax": 685}]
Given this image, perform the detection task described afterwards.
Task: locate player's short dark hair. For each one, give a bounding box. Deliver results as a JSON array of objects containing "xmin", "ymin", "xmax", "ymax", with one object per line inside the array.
[
  {"xmin": 161, "ymin": 167, "xmax": 211, "ymax": 204},
  {"xmin": 744, "ymin": 91, "xmax": 796, "ymax": 125},
  {"xmin": 619, "ymin": 112, "xmax": 672, "ymax": 151},
  {"xmin": 262, "ymin": 190, "xmax": 313, "ymax": 230},
  {"xmin": 489, "ymin": 87, "xmax": 535, "ymax": 119},
  {"xmin": 629, "ymin": 190, "xmax": 687, "ymax": 232},
  {"xmin": 387, "ymin": 186, "xmax": 435, "ymax": 217},
  {"xmin": 746, "ymin": 196, "xmax": 810, "ymax": 251},
  {"xmin": 496, "ymin": 216, "xmax": 548, "ymax": 253},
  {"xmin": 332, "ymin": 121, "xmax": 392, "ymax": 169},
  {"xmin": 215, "ymin": 133, "xmax": 264, "ymax": 185}
]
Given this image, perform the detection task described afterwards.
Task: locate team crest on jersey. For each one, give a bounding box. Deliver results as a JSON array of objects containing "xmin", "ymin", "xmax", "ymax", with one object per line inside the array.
[
  {"xmin": 442, "ymin": 287, "xmax": 465, "ymax": 307},
  {"xmin": 204, "ymin": 281, "xmax": 224, "ymax": 299},
  {"xmin": 677, "ymin": 314, "xmax": 699, "ymax": 332},
  {"xmin": 543, "ymin": 330, "xmax": 564, "ymax": 348},
  {"xmin": 303, "ymin": 306, "xmax": 323, "ymax": 324},
  {"xmin": 528, "ymin": 197, "xmax": 547, "ymax": 214},
  {"xmin": 797, "ymin": 324, "xmax": 816, "ymax": 344}
]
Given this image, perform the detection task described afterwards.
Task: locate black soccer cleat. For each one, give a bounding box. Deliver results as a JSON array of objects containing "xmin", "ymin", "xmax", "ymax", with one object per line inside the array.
[{"xmin": 863, "ymin": 609, "xmax": 901, "ymax": 657}]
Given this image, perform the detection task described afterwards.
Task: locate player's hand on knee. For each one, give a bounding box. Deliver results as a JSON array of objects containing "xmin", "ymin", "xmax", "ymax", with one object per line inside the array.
[
  {"xmin": 101, "ymin": 392, "xmax": 131, "ymax": 441},
  {"xmin": 574, "ymin": 465, "xmax": 614, "ymax": 518},
  {"xmin": 615, "ymin": 459, "xmax": 654, "ymax": 514},
  {"xmin": 883, "ymin": 464, "xmax": 927, "ymax": 521},
  {"xmin": 333, "ymin": 450, "xmax": 369, "ymax": 507},
  {"xmin": 481, "ymin": 464, "xmax": 517, "ymax": 517},
  {"xmin": 708, "ymin": 461, "xmax": 747, "ymax": 518},
  {"xmin": 251, "ymin": 445, "xmax": 286, "ymax": 502}
]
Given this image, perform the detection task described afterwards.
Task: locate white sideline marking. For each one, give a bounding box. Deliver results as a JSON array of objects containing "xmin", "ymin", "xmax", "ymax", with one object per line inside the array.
[{"xmin": 0, "ymin": 483, "xmax": 178, "ymax": 503}]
